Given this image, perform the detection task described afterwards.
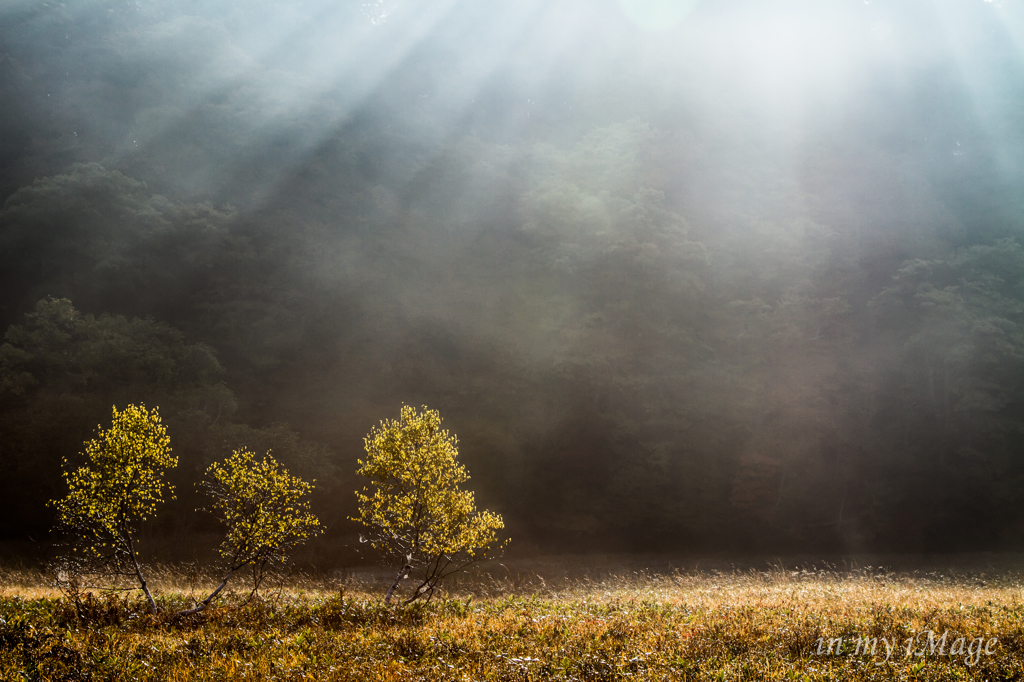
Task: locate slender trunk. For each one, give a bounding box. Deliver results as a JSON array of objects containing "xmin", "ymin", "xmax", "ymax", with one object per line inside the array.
[
  {"xmin": 385, "ymin": 563, "xmax": 411, "ymax": 605},
  {"xmin": 403, "ymin": 555, "xmax": 449, "ymax": 606},
  {"xmin": 125, "ymin": 532, "xmax": 157, "ymax": 615},
  {"xmin": 201, "ymin": 567, "xmax": 234, "ymax": 609},
  {"xmin": 403, "ymin": 580, "xmax": 434, "ymax": 606},
  {"xmin": 176, "ymin": 566, "xmax": 234, "ymax": 618}
]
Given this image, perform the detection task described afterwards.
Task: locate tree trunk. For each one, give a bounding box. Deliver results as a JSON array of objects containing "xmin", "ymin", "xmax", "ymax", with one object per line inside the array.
[
  {"xmin": 175, "ymin": 566, "xmax": 234, "ymax": 618},
  {"xmin": 124, "ymin": 531, "xmax": 157, "ymax": 615},
  {"xmin": 384, "ymin": 563, "xmax": 411, "ymax": 605},
  {"xmin": 403, "ymin": 580, "xmax": 435, "ymax": 606}
]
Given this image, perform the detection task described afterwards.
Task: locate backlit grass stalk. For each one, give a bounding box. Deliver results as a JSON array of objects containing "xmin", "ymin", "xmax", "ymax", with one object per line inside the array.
[{"xmin": 1, "ymin": 565, "xmax": 1022, "ymax": 681}]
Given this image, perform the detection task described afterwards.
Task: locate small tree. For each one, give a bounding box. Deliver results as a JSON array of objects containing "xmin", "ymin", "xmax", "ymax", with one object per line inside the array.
[
  {"xmin": 354, "ymin": 405, "xmax": 506, "ymax": 605},
  {"xmin": 179, "ymin": 448, "xmax": 321, "ymax": 616},
  {"xmin": 51, "ymin": 404, "xmax": 176, "ymax": 614}
]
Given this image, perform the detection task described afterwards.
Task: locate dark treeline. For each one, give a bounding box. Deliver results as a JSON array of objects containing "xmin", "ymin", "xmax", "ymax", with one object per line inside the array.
[{"xmin": 1, "ymin": 0, "xmax": 1023, "ymax": 557}]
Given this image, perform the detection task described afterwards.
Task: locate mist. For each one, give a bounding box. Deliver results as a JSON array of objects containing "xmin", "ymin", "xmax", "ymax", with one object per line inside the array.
[{"xmin": 2, "ymin": 0, "xmax": 1023, "ymax": 557}]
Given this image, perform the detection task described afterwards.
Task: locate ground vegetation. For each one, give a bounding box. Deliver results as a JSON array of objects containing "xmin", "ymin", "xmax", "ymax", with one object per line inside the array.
[{"xmin": 1, "ymin": 562, "xmax": 1022, "ymax": 680}]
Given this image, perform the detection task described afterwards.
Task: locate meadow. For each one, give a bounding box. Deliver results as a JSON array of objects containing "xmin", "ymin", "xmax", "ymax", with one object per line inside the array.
[{"xmin": 1, "ymin": 555, "xmax": 1023, "ymax": 681}]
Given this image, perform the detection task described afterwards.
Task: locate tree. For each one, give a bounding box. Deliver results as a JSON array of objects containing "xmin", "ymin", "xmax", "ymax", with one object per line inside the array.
[
  {"xmin": 863, "ymin": 240, "xmax": 1024, "ymax": 546},
  {"xmin": 179, "ymin": 448, "xmax": 321, "ymax": 616},
  {"xmin": 0, "ymin": 298, "xmax": 233, "ymax": 539},
  {"xmin": 51, "ymin": 404, "xmax": 176, "ymax": 614},
  {"xmin": 354, "ymin": 405, "xmax": 506, "ymax": 605}
]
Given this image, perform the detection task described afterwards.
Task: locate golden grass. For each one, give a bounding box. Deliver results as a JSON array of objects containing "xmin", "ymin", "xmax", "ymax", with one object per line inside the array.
[{"xmin": 2, "ymin": 559, "xmax": 1023, "ymax": 681}]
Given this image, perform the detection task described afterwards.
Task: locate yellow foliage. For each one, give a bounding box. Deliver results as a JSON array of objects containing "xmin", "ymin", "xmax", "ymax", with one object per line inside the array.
[
  {"xmin": 204, "ymin": 448, "xmax": 321, "ymax": 568},
  {"xmin": 354, "ymin": 405, "xmax": 505, "ymax": 564},
  {"xmin": 53, "ymin": 404, "xmax": 176, "ymax": 558}
]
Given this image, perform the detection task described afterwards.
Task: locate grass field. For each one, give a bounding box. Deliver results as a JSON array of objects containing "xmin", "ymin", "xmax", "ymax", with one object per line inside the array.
[{"xmin": 1, "ymin": 556, "xmax": 1023, "ymax": 681}]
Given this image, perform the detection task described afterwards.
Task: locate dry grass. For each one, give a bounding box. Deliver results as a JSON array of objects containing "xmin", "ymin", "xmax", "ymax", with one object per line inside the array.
[{"xmin": 2, "ymin": 557, "xmax": 1023, "ymax": 680}]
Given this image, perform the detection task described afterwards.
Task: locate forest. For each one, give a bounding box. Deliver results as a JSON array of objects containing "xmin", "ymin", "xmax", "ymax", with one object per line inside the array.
[{"xmin": 1, "ymin": 0, "xmax": 1024, "ymax": 562}]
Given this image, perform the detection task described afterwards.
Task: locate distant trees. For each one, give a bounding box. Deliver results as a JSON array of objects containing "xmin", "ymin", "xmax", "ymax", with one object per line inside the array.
[
  {"xmin": 51, "ymin": 404, "xmax": 176, "ymax": 614},
  {"xmin": 515, "ymin": 122, "xmax": 715, "ymax": 543},
  {"xmin": 0, "ymin": 298, "xmax": 233, "ymax": 537},
  {"xmin": 0, "ymin": 297, "xmax": 233, "ymax": 412},
  {"xmin": 354, "ymin": 406, "xmax": 506, "ymax": 605},
  {"xmin": 863, "ymin": 239, "xmax": 1024, "ymax": 545},
  {"xmin": 3, "ymin": 0, "xmax": 1024, "ymax": 556}
]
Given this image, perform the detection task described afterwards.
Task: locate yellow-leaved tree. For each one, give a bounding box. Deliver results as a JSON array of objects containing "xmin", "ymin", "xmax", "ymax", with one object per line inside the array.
[
  {"xmin": 178, "ymin": 448, "xmax": 321, "ymax": 616},
  {"xmin": 51, "ymin": 404, "xmax": 176, "ymax": 614},
  {"xmin": 354, "ymin": 405, "xmax": 506, "ymax": 605}
]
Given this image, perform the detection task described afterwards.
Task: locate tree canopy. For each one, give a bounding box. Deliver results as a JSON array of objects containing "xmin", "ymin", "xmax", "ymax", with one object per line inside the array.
[
  {"xmin": 52, "ymin": 404, "xmax": 175, "ymax": 613},
  {"xmin": 355, "ymin": 406, "xmax": 505, "ymax": 604}
]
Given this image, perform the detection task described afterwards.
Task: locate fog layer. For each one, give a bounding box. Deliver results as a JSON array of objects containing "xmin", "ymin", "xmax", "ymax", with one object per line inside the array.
[{"xmin": 2, "ymin": 0, "xmax": 1023, "ymax": 553}]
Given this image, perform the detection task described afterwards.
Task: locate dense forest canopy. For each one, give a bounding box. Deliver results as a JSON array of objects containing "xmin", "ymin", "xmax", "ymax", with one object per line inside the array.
[{"xmin": 1, "ymin": 0, "xmax": 1023, "ymax": 556}]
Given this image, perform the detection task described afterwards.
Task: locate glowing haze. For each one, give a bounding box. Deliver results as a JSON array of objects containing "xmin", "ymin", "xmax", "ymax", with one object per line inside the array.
[{"xmin": 0, "ymin": 0, "xmax": 1022, "ymax": 553}]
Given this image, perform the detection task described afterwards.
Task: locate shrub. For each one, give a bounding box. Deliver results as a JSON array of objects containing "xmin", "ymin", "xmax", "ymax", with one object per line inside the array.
[
  {"xmin": 178, "ymin": 448, "xmax": 321, "ymax": 616},
  {"xmin": 354, "ymin": 405, "xmax": 506, "ymax": 605},
  {"xmin": 50, "ymin": 404, "xmax": 175, "ymax": 614}
]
